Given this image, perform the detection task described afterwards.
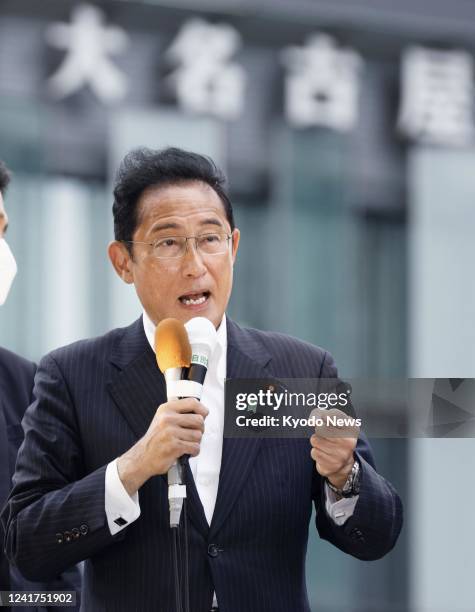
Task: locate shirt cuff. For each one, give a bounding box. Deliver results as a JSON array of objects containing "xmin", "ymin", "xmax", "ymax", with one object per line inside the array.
[
  {"xmin": 324, "ymin": 482, "xmax": 359, "ymax": 526},
  {"xmin": 105, "ymin": 459, "xmax": 141, "ymax": 535}
]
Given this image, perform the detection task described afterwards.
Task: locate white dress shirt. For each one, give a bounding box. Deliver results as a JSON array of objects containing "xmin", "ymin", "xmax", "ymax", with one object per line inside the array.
[{"xmin": 104, "ymin": 312, "xmax": 358, "ymax": 603}]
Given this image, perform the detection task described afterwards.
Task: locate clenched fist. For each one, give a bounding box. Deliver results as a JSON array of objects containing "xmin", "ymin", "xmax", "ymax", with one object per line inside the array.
[{"xmin": 309, "ymin": 408, "xmax": 359, "ymax": 489}]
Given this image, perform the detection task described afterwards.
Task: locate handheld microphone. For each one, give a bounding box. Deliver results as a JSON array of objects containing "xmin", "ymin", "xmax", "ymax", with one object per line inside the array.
[
  {"xmin": 155, "ymin": 318, "xmax": 191, "ymax": 528},
  {"xmin": 154, "ymin": 317, "xmax": 218, "ymax": 527},
  {"xmin": 184, "ymin": 317, "xmax": 218, "ymax": 398}
]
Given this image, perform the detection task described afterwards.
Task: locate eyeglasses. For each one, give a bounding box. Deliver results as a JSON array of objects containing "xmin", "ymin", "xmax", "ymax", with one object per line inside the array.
[{"xmin": 125, "ymin": 232, "xmax": 233, "ymax": 259}]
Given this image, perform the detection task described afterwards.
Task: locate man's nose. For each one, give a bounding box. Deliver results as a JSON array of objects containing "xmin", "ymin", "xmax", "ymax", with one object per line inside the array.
[{"xmin": 181, "ymin": 238, "xmax": 207, "ymax": 277}]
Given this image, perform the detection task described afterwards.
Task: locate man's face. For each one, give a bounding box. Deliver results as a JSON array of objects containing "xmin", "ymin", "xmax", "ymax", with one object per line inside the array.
[
  {"xmin": 109, "ymin": 181, "xmax": 240, "ymax": 328},
  {"xmin": 0, "ymin": 193, "xmax": 8, "ymax": 238}
]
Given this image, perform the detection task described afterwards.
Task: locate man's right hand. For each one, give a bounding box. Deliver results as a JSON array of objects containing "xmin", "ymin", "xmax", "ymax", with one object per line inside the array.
[{"xmin": 116, "ymin": 398, "xmax": 208, "ymax": 496}]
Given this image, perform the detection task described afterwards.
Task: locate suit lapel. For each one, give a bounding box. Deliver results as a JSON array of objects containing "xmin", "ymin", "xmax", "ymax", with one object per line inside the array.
[
  {"xmin": 107, "ymin": 318, "xmax": 166, "ymax": 440},
  {"xmin": 107, "ymin": 317, "xmax": 209, "ymax": 538},
  {"xmin": 209, "ymin": 319, "xmax": 272, "ymax": 538}
]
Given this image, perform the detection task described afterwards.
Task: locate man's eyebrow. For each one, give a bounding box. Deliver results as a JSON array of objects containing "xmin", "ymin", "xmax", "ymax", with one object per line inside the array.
[
  {"xmin": 150, "ymin": 218, "xmax": 224, "ymax": 233},
  {"xmin": 198, "ymin": 218, "xmax": 224, "ymax": 228},
  {"xmin": 150, "ymin": 221, "xmax": 181, "ymax": 233}
]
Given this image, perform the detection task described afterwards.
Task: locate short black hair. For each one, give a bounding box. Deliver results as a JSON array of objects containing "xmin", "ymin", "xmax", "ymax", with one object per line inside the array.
[
  {"xmin": 112, "ymin": 147, "xmax": 235, "ymax": 253},
  {"xmin": 0, "ymin": 160, "xmax": 11, "ymax": 195}
]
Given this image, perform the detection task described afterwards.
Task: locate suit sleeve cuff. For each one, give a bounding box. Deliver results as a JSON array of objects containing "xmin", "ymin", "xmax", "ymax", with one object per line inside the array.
[
  {"xmin": 324, "ymin": 482, "xmax": 359, "ymax": 526},
  {"xmin": 105, "ymin": 459, "xmax": 141, "ymax": 535}
]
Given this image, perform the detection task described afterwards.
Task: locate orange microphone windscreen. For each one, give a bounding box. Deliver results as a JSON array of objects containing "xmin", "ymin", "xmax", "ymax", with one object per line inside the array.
[{"xmin": 155, "ymin": 318, "xmax": 192, "ymax": 373}]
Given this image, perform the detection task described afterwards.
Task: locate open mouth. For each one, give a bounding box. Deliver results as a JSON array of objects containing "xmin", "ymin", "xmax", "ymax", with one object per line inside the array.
[{"xmin": 178, "ymin": 291, "xmax": 211, "ymax": 306}]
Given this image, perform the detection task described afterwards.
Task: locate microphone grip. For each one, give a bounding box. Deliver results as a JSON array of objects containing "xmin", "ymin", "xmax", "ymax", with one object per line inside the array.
[
  {"xmin": 176, "ymin": 394, "xmax": 198, "ymax": 470},
  {"xmin": 168, "ymin": 384, "xmax": 205, "ymax": 474}
]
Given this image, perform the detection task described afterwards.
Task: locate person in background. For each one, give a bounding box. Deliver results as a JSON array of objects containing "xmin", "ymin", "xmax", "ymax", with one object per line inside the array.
[{"xmin": 0, "ymin": 160, "xmax": 82, "ymax": 611}]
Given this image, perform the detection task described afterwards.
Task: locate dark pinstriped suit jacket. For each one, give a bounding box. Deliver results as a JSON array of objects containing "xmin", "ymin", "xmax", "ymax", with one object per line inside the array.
[
  {"xmin": 2, "ymin": 317, "xmax": 402, "ymax": 612},
  {"xmin": 0, "ymin": 347, "xmax": 81, "ymax": 611}
]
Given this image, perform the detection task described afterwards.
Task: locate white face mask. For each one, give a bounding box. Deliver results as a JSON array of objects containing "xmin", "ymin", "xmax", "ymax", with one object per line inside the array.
[{"xmin": 0, "ymin": 238, "xmax": 18, "ymax": 305}]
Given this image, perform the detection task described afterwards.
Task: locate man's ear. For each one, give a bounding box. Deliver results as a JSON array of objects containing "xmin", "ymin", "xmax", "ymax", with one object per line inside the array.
[
  {"xmin": 231, "ymin": 228, "xmax": 240, "ymax": 264},
  {"xmin": 108, "ymin": 241, "xmax": 134, "ymax": 284}
]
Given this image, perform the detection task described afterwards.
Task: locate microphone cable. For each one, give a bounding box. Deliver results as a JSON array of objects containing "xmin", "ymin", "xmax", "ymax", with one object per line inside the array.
[
  {"xmin": 171, "ymin": 463, "xmax": 190, "ymax": 612},
  {"xmin": 183, "ymin": 497, "xmax": 190, "ymax": 612},
  {"xmin": 172, "ymin": 526, "xmax": 182, "ymax": 612}
]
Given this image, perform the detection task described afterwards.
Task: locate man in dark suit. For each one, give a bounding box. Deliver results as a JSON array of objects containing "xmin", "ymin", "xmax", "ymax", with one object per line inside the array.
[
  {"xmin": 0, "ymin": 161, "xmax": 81, "ymax": 610},
  {"xmin": 2, "ymin": 148, "xmax": 402, "ymax": 611}
]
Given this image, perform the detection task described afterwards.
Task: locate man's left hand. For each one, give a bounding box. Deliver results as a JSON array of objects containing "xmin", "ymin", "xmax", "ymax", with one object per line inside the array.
[{"xmin": 309, "ymin": 408, "xmax": 359, "ymax": 489}]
